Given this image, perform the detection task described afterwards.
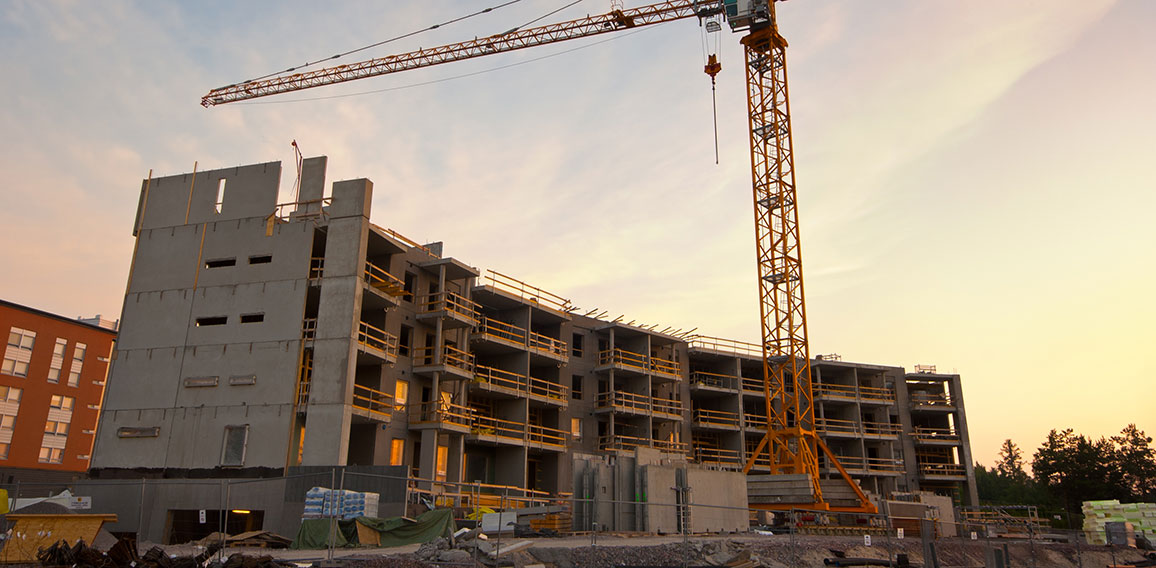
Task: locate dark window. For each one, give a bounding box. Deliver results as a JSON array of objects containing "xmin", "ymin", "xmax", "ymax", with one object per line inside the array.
[
  {"xmin": 205, "ymin": 258, "xmax": 236, "ymax": 269},
  {"xmin": 572, "ymin": 333, "xmax": 584, "ymax": 357},
  {"xmin": 196, "ymin": 316, "xmax": 227, "ymax": 327},
  {"xmin": 248, "ymin": 255, "xmax": 272, "ymax": 264},
  {"xmin": 403, "ymin": 272, "xmax": 416, "ymax": 299},
  {"xmin": 240, "ymin": 313, "xmax": 264, "ymax": 324},
  {"xmin": 399, "ymin": 325, "xmax": 413, "ymax": 356},
  {"xmin": 571, "ymin": 375, "xmax": 583, "ymax": 400}
]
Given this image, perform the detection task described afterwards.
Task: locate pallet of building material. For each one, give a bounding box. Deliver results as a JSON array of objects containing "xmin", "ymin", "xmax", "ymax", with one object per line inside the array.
[{"xmin": 528, "ymin": 513, "xmax": 572, "ymax": 533}]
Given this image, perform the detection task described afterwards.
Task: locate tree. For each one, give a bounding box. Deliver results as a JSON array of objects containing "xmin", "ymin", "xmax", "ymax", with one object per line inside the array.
[
  {"xmin": 1032, "ymin": 428, "xmax": 1122, "ymax": 515},
  {"xmin": 995, "ymin": 439, "xmax": 1029, "ymax": 483},
  {"xmin": 1111, "ymin": 424, "xmax": 1156, "ymax": 501}
]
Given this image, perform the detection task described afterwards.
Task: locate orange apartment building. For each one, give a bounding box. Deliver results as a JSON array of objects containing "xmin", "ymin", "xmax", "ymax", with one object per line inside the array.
[{"xmin": 0, "ymin": 300, "xmax": 116, "ymax": 483}]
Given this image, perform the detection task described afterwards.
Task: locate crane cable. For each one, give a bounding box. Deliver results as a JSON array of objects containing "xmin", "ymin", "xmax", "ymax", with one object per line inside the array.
[{"xmin": 234, "ymin": 0, "xmax": 528, "ymax": 87}]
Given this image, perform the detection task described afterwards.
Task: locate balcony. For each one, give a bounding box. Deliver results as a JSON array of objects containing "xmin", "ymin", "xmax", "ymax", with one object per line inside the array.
[
  {"xmin": 417, "ymin": 291, "xmax": 480, "ymax": 328},
  {"xmin": 912, "ymin": 427, "xmax": 961, "ymax": 446},
  {"xmin": 690, "ymin": 371, "xmax": 740, "ymax": 394},
  {"xmin": 594, "ymin": 391, "xmax": 682, "ymax": 418},
  {"xmin": 467, "ymin": 415, "xmax": 526, "ymax": 447},
  {"xmin": 859, "ymin": 384, "xmax": 897, "ymax": 405},
  {"xmin": 692, "ymin": 408, "xmax": 742, "ymax": 431},
  {"xmin": 815, "ymin": 417, "xmax": 901, "ymax": 439},
  {"xmin": 910, "ymin": 392, "xmax": 955, "ymax": 411},
  {"xmin": 688, "ymin": 335, "xmax": 762, "ymax": 359},
  {"xmin": 814, "ymin": 383, "xmax": 858, "ymax": 402},
  {"xmin": 820, "ymin": 455, "xmax": 905, "ymax": 476},
  {"xmin": 357, "ymin": 321, "xmax": 398, "ymax": 364},
  {"xmin": 744, "ymin": 413, "xmax": 768, "ymax": 431},
  {"xmin": 527, "ymin": 376, "xmax": 569, "ymax": 408},
  {"xmin": 409, "ymin": 401, "xmax": 474, "ymax": 434},
  {"xmin": 741, "ymin": 376, "xmax": 764, "ymax": 395},
  {"xmin": 413, "ymin": 345, "xmax": 476, "ymax": 381},
  {"xmin": 598, "ymin": 434, "xmax": 687, "ymax": 456},
  {"xmin": 918, "ymin": 462, "xmax": 968, "ymax": 479},
  {"xmin": 362, "ymin": 260, "xmax": 405, "ymax": 309},
  {"xmin": 472, "ymin": 365, "xmax": 528, "ymax": 399},
  {"xmin": 351, "ymin": 384, "xmax": 394, "ymax": 423},
  {"xmin": 527, "ymin": 423, "xmax": 568, "ymax": 452},
  {"xmin": 474, "ymin": 316, "xmax": 527, "ymax": 351},
  {"xmin": 693, "ymin": 447, "xmax": 743, "ymax": 470},
  {"xmin": 528, "ymin": 330, "xmax": 567, "ymax": 363},
  {"xmin": 596, "ymin": 348, "xmax": 681, "ymax": 381}
]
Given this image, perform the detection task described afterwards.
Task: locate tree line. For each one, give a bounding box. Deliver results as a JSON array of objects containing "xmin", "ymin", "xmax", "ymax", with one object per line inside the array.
[{"xmin": 976, "ymin": 424, "xmax": 1156, "ymax": 516}]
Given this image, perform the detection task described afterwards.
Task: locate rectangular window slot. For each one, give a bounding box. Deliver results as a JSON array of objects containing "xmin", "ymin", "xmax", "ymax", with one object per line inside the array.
[
  {"xmin": 215, "ymin": 178, "xmax": 226, "ymax": 214},
  {"xmin": 184, "ymin": 376, "xmax": 219, "ymax": 388},
  {"xmin": 196, "ymin": 316, "xmax": 228, "ymax": 327},
  {"xmin": 205, "ymin": 258, "xmax": 236, "ymax": 269},
  {"xmin": 229, "ymin": 374, "xmax": 257, "ymax": 386},
  {"xmin": 221, "ymin": 424, "xmax": 249, "ymax": 467},
  {"xmin": 118, "ymin": 426, "xmax": 160, "ymax": 438},
  {"xmin": 248, "ymin": 255, "xmax": 273, "ymax": 264},
  {"xmin": 240, "ymin": 313, "xmax": 265, "ymax": 324}
]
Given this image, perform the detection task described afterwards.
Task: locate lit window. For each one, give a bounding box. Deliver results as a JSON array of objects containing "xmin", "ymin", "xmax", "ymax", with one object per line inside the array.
[
  {"xmin": 49, "ymin": 395, "xmax": 75, "ymax": 411},
  {"xmin": 45, "ymin": 420, "xmax": 70, "ymax": 436},
  {"xmin": 435, "ymin": 445, "xmax": 449, "ymax": 481},
  {"xmin": 394, "ymin": 380, "xmax": 409, "ymax": 411},
  {"xmin": 0, "ymin": 442, "xmax": 8, "ymax": 460},
  {"xmin": 1, "ymin": 415, "xmax": 16, "ymax": 431},
  {"xmin": 571, "ymin": 417, "xmax": 582, "ymax": 440},
  {"xmin": 389, "ymin": 438, "xmax": 405, "ymax": 466},
  {"xmin": 38, "ymin": 447, "xmax": 64, "ymax": 464},
  {"xmin": 0, "ymin": 386, "xmax": 22, "ymax": 403}
]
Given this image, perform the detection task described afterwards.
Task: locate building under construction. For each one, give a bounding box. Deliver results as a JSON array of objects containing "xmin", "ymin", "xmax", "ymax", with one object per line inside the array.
[{"xmin": 91, "ymin": 157, "xmax": 977, "ymax": 515}]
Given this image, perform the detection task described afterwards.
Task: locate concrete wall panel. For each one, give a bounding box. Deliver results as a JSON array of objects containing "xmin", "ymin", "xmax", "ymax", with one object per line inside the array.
[
  {"xmin": 165, "ymin": 404, "xmax": 291, "ymax": 469},
  {"xmin": 117, "ymin": 290, "xmax": 194, "ymax": 350}
]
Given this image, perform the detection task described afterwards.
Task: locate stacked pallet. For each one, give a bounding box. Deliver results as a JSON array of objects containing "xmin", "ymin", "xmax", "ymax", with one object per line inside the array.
[
  {"xmin": 303, "ymin": 487, "xmax": 380, "ymax": 520},
  {"xmin": 528, "ymin": 513, "xmax": 572, "ymax": 533},
  {"xmin": 1082, "ymin": 500, "xmax": 1156, "ymax": 545}
]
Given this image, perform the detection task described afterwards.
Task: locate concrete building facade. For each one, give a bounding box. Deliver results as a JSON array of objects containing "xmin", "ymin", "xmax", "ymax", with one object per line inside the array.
[
  {"xmin": 92, "ymin": 157, "xmax": 977, "ymax": 510},
  {"xmin": 0, "ymin": 300, "xmax": 116, "ymax": 482}
]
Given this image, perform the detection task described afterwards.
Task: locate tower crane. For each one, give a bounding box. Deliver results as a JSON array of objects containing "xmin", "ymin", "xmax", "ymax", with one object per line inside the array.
[{"xmin": 203, "ymin": 0, "xmax": 876, "ymax": 513}]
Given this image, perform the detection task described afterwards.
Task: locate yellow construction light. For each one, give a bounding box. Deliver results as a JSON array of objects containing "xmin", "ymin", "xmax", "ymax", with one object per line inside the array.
[{"xmin": 230, "ymin": 509, "xmax": 251, "ymax": 515}]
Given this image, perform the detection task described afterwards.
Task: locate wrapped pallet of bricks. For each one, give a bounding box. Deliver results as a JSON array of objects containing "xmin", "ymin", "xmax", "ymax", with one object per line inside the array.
[{"xmin": 1082, "ymin": 500, "xmax": 1156, "ymax": 546}]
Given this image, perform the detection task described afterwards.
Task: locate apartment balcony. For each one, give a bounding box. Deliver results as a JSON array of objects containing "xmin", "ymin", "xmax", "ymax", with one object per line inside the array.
[
  {"xmin": 362, "ymin": 260, "xmax": 405, "ymax": 309},
  {"xmin": 357, "ymin": 321, "xmax": 398, "ymax": 365},
  {"xmin": 743, "ymin": 413, "xmax": 768, "ymax": 432},
  {"xmin": 413, "ymin": 345, "xmax": 475, "ymax": 381},
  {"xmin": 527, "ymin": 331, "xmax": 567, "ymax": 363},
  {"xmin": 912, "ymin": 427, "xmax": 962, "ymax": 446},
  {"xmin": 595, "ymin": 349, "xmax": 682, "ymax": 381},
  {"xmin": 692, "ymin": 408, "xmax": 742, "ymax": 431},
  {"xmin": 815, "ymin": 417, "xmax": 901, "ymax": 440},
  {"xmin": 472, "ymin": 365, "xmax": 528, "ymax": 399},
  {"xmin": 820, "ymin": 456, "xmax": 905, "ymax": 476},
  {"xmin": 690, "ymin": 371, "xmax": 740, "ymax": 394},
  {"xmin": 741, "ymin": 376, "xmax": 764, "ymax": 395},
  {"xmin": 651, "ymin": 396, "xmax": 684, "ymax": 421},
  {"xmin": 473, "ymin": 317, "xmax": 527, "ymax": 352},
  {"xmin": 909, "ymin": 392, "xmax": 956, "ymax": 412},
  {"xmin": 594, "ymin": 391, "xmax": 650, "ymax": 418},
  {"xmin": 467, "ymin": 415, "xmax": 526, "ymax": 448},
  {"xmin": 598, "ymin": 434, "xmax": 687, "ymax": 456},
  {"xmin": 527, "ymin": 376, "xmax": 569, "ymax": 408},
  {"xmin": 917, "ymin": 462, "xmax": 968, "ymax": 480},
  {"xmin": 526, "ymin": 423, "xmax": 568, "ymax": 452},
  {"xmin": 742, "ymin": 448, "xmax": 773, "ymax": 473},
  {"xmin": 350, "ymin": 384, "xmax": 394, "ymax": 423},
  {"xmin": 693, "ymin": 447, "xmax": 743, "ymax": 471},
  {"xmin": 409, "ymin": 401, "xmax": 473, "ymax": 434},
  {"xmin": 813, "ymin": 383, "xmax": 858, "ymax": 403},
  {"xmin": 858, "ymin": 384, "xmax": 897, "ymax": 405},
  {"xmin": 417, "ymin": 291, "xmax": 480, "ymax": 329},
  {"xmin": 688, "ymin": 335, "xmax": 762, "ymax": 359}
]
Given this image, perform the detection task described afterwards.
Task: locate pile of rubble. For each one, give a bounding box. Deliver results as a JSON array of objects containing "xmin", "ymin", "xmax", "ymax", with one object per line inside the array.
[{"xmin": 35, "ymin": 539, "xmax": 296, "ymax": 568}]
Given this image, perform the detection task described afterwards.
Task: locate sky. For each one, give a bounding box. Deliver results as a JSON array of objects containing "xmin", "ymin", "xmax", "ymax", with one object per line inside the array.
[{"xmin": 1, "ymin": 1, "xmax": 1153, "ymax": 468}]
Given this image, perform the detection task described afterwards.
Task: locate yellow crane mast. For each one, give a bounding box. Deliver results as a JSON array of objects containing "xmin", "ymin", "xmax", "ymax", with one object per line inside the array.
[{"xmin": 203, "ymin": 0, "xmax": 875, "ymax": 514}]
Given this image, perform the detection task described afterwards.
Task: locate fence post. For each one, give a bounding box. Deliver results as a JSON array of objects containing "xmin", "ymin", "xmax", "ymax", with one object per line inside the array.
[{"xmin": 326, "ymin": 468, "xmax": 336, "ymax": 561}]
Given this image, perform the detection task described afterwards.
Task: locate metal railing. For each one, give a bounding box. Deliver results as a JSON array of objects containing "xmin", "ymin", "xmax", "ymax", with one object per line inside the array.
[
  {"xmin": 377, "ymin": 225, "xmax": 440, "ymax": 258},
  {"xmin": 690, "ymin": 371, "xmax": 740, "ymax": 390},
  {"xmin": 474, "ymin": 365, "xmax": 527, "ymax": 393},
  {"xmin": 918, "ymin": 462, "xmax": 968, "ymax": 476},
  {"xmin": 528, "ymin": 330, "xmax": 567, "ymax": 359},
  {"xmin": 693, "ymin": 446, "xmax": 742, "ymax": 468},
  {"xmin": 351, "ymin": 384, "xmax": 395, "ymax": 420},
  {"xmin": 596, "ymin": 391, "xmax": 682, "ymax": 416},
  {"xmin": 815, "ymin": 417, "xmax": 902, "ymax": 437},
  {"xmin": 744, "ymin": 413, "xmax": 768, "ymax": 429},
  {"xmin": 357, "ymin": 321, "xmax": 399, "ymax": 359},
  {"xmin": 819, "ymin": 455, "xmax": 906, "ymax": 473},
  {"xmin": 469, "ymin": 414, "xmax": 526, "ymax": 441},
  {"xmin": 420, "ymin": 291, "xmax": 481, "ymax": 325},
  {"xmin": 271, "ymin": 197, "xmax": 332, "ymax": 223},
  {"xmin": 741, "ymin": 376, "xmax": 764, "ymax": 393},
  {"xmin": 302, "ymin": 318, "xmax": 317, "ymax": 341},
  {"xmin": 910, "ymin": 392, "xmax": 954, "ymax": 407},
  {"xmin": 528, "ymin": 376, "xmax": 569, "ymax": 403},
  {"xmin": 692, "ymin": 408, "xmax": 741, "ymax": 428},
  {"xmin": 409, "ymin": 400, "xmax": 474, "ymax": 428},
  {"xmin": 527, "ymin": 423, "xmax": 568, "ymax": 448},
  {"xmin": 597, "ymin": 348, "xmax": 681, "ymax": 377},
  {"xmin": 413, "ymin": 344, "xmax": 476, "ymax": 373},
  {"xmin": 687, "ymin": 335, "xmax": 762, "ymax": 358},
  {"xmin": 652, "ymin": 396, "xmax": 683, "ymax": 417},
  {"xmin": 480, "ymin": 270, "xmax": 572, "ymax": 313},
  {"xmin": 476, "ymin": 316, "xmax": 526, "ymax": 344},
  {"xmin": 859, "ymin": 384, "xmax": 897, "ymax": 403},
  {"xmin": 912, "ymin": 426, "xmax": 961, "ymax": 443},
  {"xmin": 598, "ymin": 434, "xmax": 687, "ymax": 454},
  {"xmin": 364, "ymin": 260, "xmax": 405, "ymax": 295}
]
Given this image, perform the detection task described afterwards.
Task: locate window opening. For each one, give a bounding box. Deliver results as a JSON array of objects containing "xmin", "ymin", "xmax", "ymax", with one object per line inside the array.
[
  {"xmin": 240, "ymin": 313, "xmax": 265, "ymax": 324},
  {"xmin": 215, "ymin": 178, "xmax": 226, "ymax": 214},
  {"xmin": 248, "ymin": 255, "xmax": 273, "ymax": 264},
  {"xmin": 196, "ymin": 317, "xmax": 228, "ymax": 327},
  {"xmin": 221, "ymin": 424, "xmax": 249, "ymax": 466},
  {"xmin": 205, "ymin": 258, "xmax": 236, "ymax": 269}
]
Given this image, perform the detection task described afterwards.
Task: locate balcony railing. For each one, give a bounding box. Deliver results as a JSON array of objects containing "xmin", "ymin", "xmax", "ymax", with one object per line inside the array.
[
  {"xmin": 480, "ymin": 270, "xmax": 572, "ymax": 313},
  {"xmin": 469, "ymin": 414, "xmax": 525, "ymax": 441},
  {"xmin": 815, "ymin": 417, "xmax": 902, "ymax": 437},
  {"xmin": 744, "ymin": 414, "xmax": 768, "ymax": 429},
  {"xmin": 598, "ymin": 434, "xmax": 687, "ymax": 454},
  {"xmin": 688, "ymin": 335, "xmax": 762, "ymax": 358},
  {"xmin": 420, "ymin": 291, "xmax": 480, "ymax": 325},
  {"xmin": 652, "ymin": 396, "xmax": 683, "ymax": 417},
  {"xmin": 821, "ymin": 455, "xmax": 906, "ymax": 473},
  {"xmin": 859, "ymin": 384, "xmax": 897, "ymax": 403},
  {"xmin": 476, "ymin": 316, "xmax": 526, "ymax": 344},
  {"xmin": 528, "ymin": 376, "xmax": 569, "ymax": 403},
  {"xmin": 693, "ymin": 447, "xmax": 742, "ymax": 468},
  {"xmin": 912, "ymin": 427, "xmax": 961, "ymax": 443},
  {"xmin": 918, "ymin": 462, "xmax": 967, "ymax": 476},
  {"xmin": 474, "ymin": 365, "xmax": 527, "ymax": 393},
  {"xmin": 598, "ymin": 348, "xmax": 681, "ymax": 377},
  {"xmin": 813, "ymin": 383, "xmax": 858, "ymax": 400},
  {"xmin": 410, "ymin": 400, "xmax": 474, "ymax": 428},
  {"xmin": 358, "ymin": 321, "xmax": 399, "ymax": 359},
  {"xmin": 596, "ymin": 391, "xmax": 682, "ymax": 416},
  {"xmin": 741, "ymin": 376, "xmax": 764, "ymax": 393},
  {"xmin": 527, "ymin": 423, "xmax": 568, "ymax": 448},
  {"xmin": 692, "ymin": 408, "xmax": 741, "ymax": 428},
  {"xmin": 413, "ymin": 344, "xmax": 476, "ymax": 374},
  {"xmin": 364, "ymin": 260, "xmax": 405, "ymax": 296},
  {"xmin": 352, "ymin": 384, "xmax": 395, "ymax": 421},
  {"xmin": 690, "ymin": 371, "xmax": 740, "ymax": 391},
  {"xmin": 910, "ymin": 392, "xmax": 954, "ymax": 407},
  {"xmin": 528, "ymin": 331, "xmax": 567, "ymax": 359}
]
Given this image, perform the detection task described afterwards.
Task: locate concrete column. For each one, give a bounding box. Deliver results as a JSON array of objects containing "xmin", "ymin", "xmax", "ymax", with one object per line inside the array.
[{"xmin": 951, "ymin": 375, "xmax": 980, "ymax": 507}]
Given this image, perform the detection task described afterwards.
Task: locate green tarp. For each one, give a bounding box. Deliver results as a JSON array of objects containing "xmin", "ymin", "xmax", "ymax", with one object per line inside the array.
[{"xmin": 291, "ymin": 509, "xmax": 456, "ymax": 549}]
